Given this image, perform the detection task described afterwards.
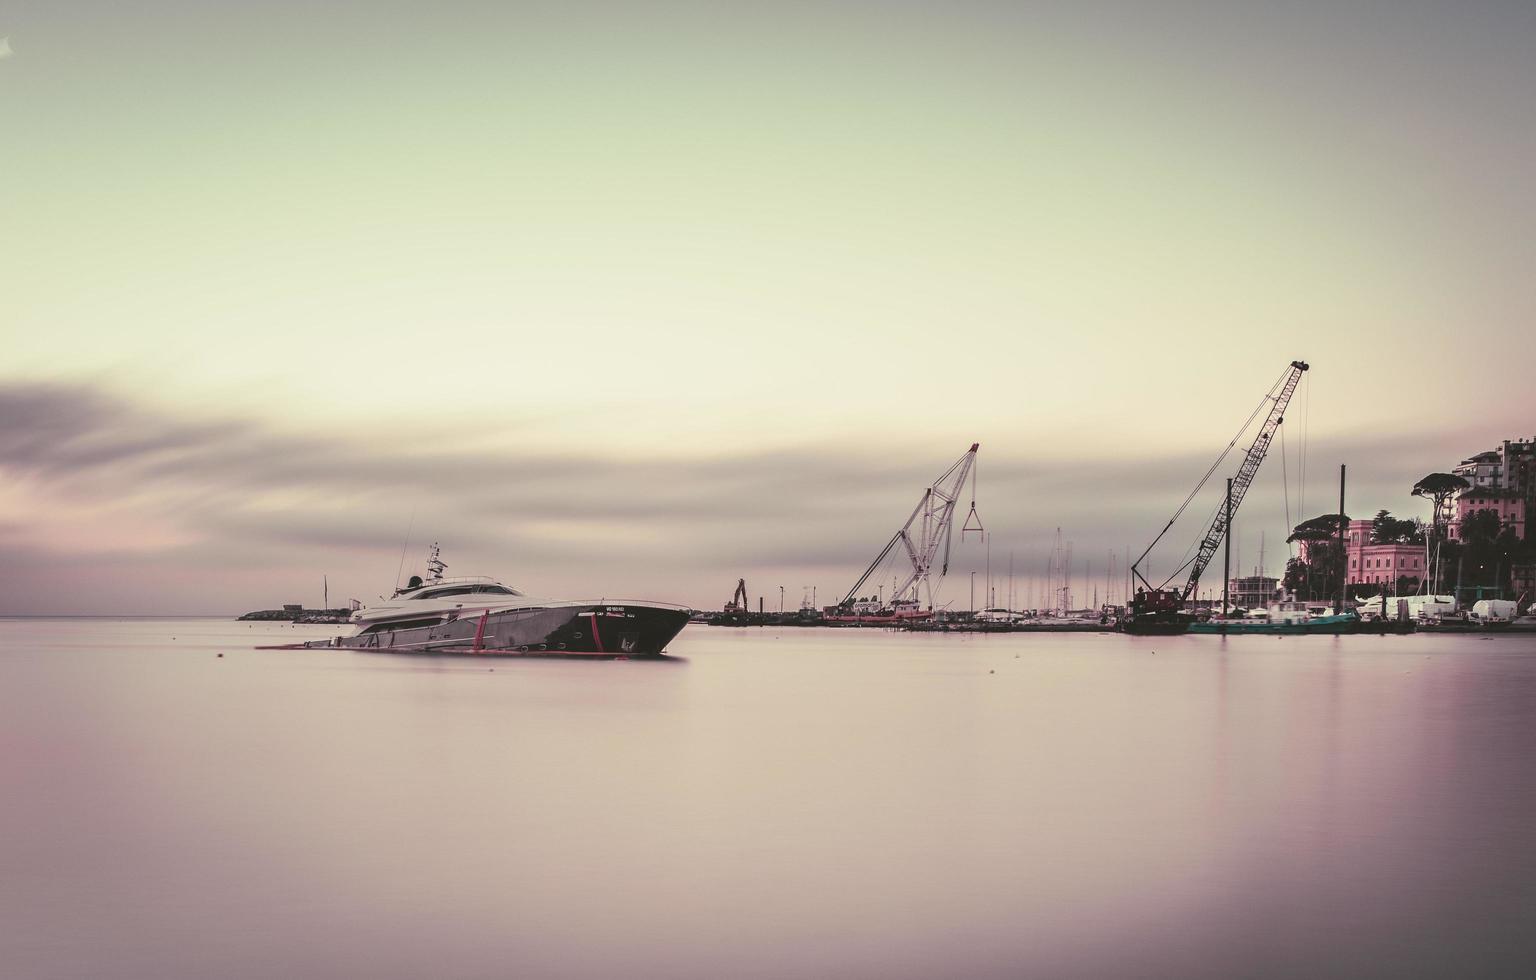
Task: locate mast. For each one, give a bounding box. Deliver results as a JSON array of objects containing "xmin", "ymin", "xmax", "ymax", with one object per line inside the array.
[
  {"xmin": 1337, "ymin": 465, "xmax": 1348, "ymax": 613},
  {"xmin": 1223, "ymin": 479, "xmax": 1232, "ymax": 618}
]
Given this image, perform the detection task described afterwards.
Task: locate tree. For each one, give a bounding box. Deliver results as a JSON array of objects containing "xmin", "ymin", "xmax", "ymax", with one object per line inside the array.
[
  {"xmin": 1460, "ymin": 508, "xmax": 1503, "ymax": 549},
  {"xmin": 1412, "ymin": 474, "xmax": 1469, "ymax": 596},
  {"xmin": 1285, "ymin": 514, "xmax": 1349, "ymax": 601},
  {"xmin": 1458, "ymin": 508, "xmax": 1522, "ymax": 597},
  {"xmin": 1288, "ymin": 541, "xmax": 1346, "ymax": 602},
  {"xmin": 1283, "ymin": 556, "xmax": 1308, "ymax": 596},
  {"xmin": 1287, "ymin": 513, "xmax": 1350, "ymax": 544},
  {"xmin": 1371, "ymin": 509, "xmax": 1423, "ymax": 545},
  {"xmin": 1411, "ymin": 473, "xmax": 1470, "ymax": 542}
]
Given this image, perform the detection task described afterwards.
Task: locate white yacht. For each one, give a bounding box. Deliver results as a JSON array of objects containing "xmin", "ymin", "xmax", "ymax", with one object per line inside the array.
[{"xmin": 307, "ymin": 544, "xmax": 690, "ymax": 656}]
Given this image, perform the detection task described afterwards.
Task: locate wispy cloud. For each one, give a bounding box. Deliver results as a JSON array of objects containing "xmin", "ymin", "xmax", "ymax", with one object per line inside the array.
[{"xmin": 0, "ymin": 381, "xmax": 1500, "ymax": 613}]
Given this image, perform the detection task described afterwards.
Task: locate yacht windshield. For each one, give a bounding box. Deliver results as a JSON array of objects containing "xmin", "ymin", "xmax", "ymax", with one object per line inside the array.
[{"xmin": 412, "ymin": 584, "xmax": 522, "ymax": 600}]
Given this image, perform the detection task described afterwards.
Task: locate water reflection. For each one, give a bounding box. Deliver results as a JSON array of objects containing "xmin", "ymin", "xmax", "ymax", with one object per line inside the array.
[{"xmin": 1, "ymin": 619, "xmax": 1532, "ymax": 979}]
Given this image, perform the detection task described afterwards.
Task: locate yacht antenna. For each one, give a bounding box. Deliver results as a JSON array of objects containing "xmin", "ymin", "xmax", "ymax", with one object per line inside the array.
[{"xmin": 394, "ymin": 506, "xmax": 417, "ymax": 592}]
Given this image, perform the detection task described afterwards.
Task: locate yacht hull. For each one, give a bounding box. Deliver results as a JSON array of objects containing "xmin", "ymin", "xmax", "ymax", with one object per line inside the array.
[{"xmin": 310, "ymin": 603, "xmax": 690, "ymax": 657}]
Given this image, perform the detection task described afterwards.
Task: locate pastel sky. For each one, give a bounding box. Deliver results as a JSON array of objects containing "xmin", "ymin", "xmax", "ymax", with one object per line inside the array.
[{"xmin": 2, "ymin": 1, "xmax": 1533, "ymax": 614}]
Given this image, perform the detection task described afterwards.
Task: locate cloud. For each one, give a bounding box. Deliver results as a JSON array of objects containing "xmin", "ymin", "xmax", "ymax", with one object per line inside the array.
[{"xmin": 0, "ymin": 381, "xmax": 1508, "ymax": 613}]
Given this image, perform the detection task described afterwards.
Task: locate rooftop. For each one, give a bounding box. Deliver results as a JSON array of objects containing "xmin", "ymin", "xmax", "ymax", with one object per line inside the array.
[{"xmin": 1459, "ymin": 487, "xmax": 1524, "ymax": 500}]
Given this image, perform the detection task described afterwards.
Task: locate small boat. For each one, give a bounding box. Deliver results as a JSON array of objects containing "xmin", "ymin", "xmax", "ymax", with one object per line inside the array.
[
  {"xmin": 282, "ymin": 544, "xmax": 689, "ymax": 656},
  {"xmin": 823, "ymin": 598, "xmax": 934, "ymax": 626}
]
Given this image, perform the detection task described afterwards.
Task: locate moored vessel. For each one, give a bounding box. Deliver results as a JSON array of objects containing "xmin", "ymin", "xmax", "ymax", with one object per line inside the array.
[{"xmin": 278, "ymin": 544, "xmax": 689, "ymax": 656}]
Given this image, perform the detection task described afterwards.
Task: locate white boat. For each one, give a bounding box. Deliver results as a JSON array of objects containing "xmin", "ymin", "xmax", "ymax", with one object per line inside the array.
[
  {"xmin": 298, "ymin": 544, "xmax": 690, "ymax": 656},
  {"xmin": 974, "ymin": 607, "xmax": 1027, "ymax": 624}
]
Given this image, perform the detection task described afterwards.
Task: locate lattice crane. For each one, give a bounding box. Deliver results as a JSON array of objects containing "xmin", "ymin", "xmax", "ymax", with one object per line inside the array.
[
  {"xmin": 1131, "ymin": 361, "xmax": 1308, "ymax": 615},
  {"xmin": 840, "ymin": 443, "xmax": 980, "ymax": 610}
]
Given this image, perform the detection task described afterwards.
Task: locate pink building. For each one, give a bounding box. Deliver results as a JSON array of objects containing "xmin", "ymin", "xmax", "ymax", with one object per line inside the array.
[
  {"xmin": 1297, "ymin": 519, "xmax": 1428, "ymax": 590},
  {"xmin": 1344, "ymin": 519, "xmax": 1427, "ymax": 590},
  {"xmin": 1449, "ymin": 488, "xmax": 1526, "ymax": 541},
  {"xmin": 1448, "ymin": 438, "xmax": 1536, "ymax": 540}
]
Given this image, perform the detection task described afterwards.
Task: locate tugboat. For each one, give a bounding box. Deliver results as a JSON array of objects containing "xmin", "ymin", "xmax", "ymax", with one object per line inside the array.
[
  {"xmin": 1123, "ymin": 360, "xmax": 1310, "ymax": 636},
  {"xmin": 286, "ymin": 544, "xmax": 690, "ymax": 657}
]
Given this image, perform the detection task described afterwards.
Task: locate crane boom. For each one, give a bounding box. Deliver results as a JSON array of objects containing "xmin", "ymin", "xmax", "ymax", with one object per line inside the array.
[
  {"xmin": 840, "ymin": 443, "xmax": 979, "ymax": 609},
  {"xmin": 1125, "ymin": 359, "xmax": 1309, "ymax": 634},
  {"xmin": 1180, "ymin": 361, "xmax": 1308, "ymax": 598}
]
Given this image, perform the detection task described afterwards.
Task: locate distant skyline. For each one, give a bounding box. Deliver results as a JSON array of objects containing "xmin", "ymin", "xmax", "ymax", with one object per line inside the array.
[{"xmin": 2, "ymin": 2, "xmax": 1534, "ymax": 613}]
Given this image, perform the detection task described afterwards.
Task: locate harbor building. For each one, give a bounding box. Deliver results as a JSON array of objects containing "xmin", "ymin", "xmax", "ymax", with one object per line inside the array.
[{"xmin": 1227, "ymin": 575, "xmax": 1280, "ymax": 608}]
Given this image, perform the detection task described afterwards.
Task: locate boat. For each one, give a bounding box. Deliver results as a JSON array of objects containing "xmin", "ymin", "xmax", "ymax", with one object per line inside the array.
[
  {"xmin": 823, "ymin": 598, "xmax": 935, "ymax": 626},
  {"xmin": 285, "ymin": 544, "xmax": 690, "ymax": 656},
  {"xmin": 1417, "ymin": 613, "xmax": 1505, "ymax": 634},
  {"xmin": 968, "ymin": 607, "xmax": 1028, "ymax": 630}
]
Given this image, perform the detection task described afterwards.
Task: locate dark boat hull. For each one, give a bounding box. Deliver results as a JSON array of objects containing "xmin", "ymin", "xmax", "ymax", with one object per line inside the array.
[
  {"xmin": 1120, "ymin": 614, "xmax": 1193, "ymax": 636},
  {"xmin": 307, "ymin": 603, "xmax": 691, "ymax": 657}
]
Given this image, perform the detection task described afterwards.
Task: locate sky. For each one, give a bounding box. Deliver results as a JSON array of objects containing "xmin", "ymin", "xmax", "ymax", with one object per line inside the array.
[{"xmin": 2, "ymin": 1, "xmax": 1534, "ymax": 614}]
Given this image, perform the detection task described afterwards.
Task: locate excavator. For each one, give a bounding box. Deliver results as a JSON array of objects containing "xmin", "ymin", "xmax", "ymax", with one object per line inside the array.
[{"xmin": 724, "ymin": 578, "xmax": 749, "ymax": 615}]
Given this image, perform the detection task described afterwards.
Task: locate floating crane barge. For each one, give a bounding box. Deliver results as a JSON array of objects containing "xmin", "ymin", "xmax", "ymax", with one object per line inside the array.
[
  {"xmin": 1124, "ymin": 361, "xmax": 1309, "ymax": 635},
  {"xmin": 827, "ymin": 443, "xmax": 980, "ymax": 625}
]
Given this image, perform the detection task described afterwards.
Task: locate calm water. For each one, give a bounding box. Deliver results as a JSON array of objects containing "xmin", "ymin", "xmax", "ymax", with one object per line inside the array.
[{"xmin": 2, "ymin": 619, "xmax": 1534, "ymax": 979}]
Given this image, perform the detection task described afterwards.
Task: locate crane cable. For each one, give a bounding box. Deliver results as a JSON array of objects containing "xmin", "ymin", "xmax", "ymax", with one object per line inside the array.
[
  {"xmin": 1280, "ymin": 416, "xmax": 1292, "ymax": 557},
  {"xmin": 1133, "ymin": 364, "xmax": 1291, "ymax": 582},
  {"xmin": 1300, "ymin": 370, "xmax": 1310, "ymax": 524}
]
